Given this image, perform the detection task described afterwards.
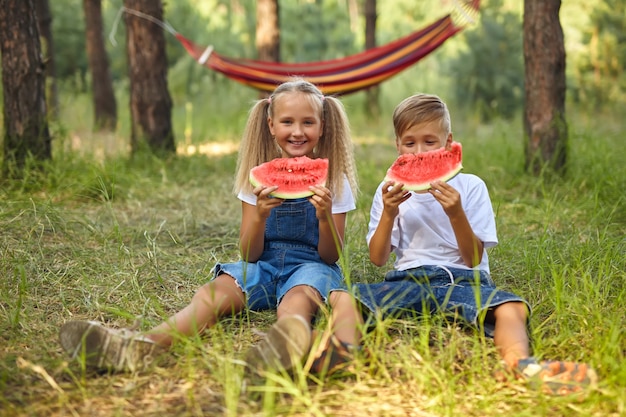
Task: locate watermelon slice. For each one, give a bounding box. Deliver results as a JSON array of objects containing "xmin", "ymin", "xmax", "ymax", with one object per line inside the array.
[
  {"xmin": 384, "ymin": 142, "xmax": 463, "ymax": 191},
  {"xmin": 249, "ymin": 156, "xmax": 329, "ymax": 199}
]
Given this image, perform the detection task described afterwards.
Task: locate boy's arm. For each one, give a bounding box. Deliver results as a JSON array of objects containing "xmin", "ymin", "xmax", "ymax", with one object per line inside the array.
[
  {"xmin": 429, "ymin": 181, "xmax": 484, "ymax": 267},
  {"xmin": 369, "ymin": 182, "xmax": 411, "ymax": 267}
]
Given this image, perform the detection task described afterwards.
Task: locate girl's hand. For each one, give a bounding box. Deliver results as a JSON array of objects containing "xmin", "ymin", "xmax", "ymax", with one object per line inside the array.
[
  {"xmin": 253, "ymin": 185, "xmax": 283, "ymax": 219},
  {"xmin": 428, "ymin": 181, "xmax": 462, "ymax": 218},
  {"xmin": 381, "ymin": 181, "xmax": 411, "ymax": 218},
  {"xmin": 308, "ymin": 185, "xmax": 333, "ymax": 221}
]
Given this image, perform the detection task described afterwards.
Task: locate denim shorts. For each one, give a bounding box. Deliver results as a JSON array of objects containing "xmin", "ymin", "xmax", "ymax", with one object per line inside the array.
[
  {"xmin": 213, "ymin": 243, "xmax": 345, "ymax": 310},
  {"xmin": 354, "ymin": 265, "xmax": 530, "ymax": 337}
]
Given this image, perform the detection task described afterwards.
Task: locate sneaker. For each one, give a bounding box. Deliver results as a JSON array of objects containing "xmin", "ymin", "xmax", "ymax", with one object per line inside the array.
[
  {"xmin": 59, "ymin": 320, "xmax": 164, "ymax": 372},
  {"xmin": 309, "ymin": 335, "xmax": 358, "ymax": 376},
  {"xmin": 516, "ymin": 357, "xmax": 598, "ymax": 395},
  {"xmin": 245, "ymin": 315, "xmax": 311, "ymax": 373}
]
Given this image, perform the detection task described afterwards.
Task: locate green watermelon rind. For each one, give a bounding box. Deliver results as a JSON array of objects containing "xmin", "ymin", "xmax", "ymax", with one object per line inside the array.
[
  {"xmin": 384, "ymin": 142, "xmax": 463, "ymax": 191},
  {"xmin": 249, "ymin": 156, "xmax": 329, "ymax": 199}
]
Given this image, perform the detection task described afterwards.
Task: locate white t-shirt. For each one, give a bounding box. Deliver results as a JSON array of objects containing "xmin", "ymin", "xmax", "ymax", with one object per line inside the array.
[
  {"xmin": 238, "ymin": 176, "xmax": 356, "ymax": 214},
  {"xmin": 366, "ymin": 173, "xmax": 498, "ymax": 273}
]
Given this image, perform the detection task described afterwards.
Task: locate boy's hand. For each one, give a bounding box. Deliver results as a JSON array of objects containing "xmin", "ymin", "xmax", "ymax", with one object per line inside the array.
[
  {"xmin": 381, "ymin": 181, "xmax": 411, "ymax": 218},
  {"xmin": 308, "ymin": 185, "xmax": 333, "ymax": 221},
  {"xmin": 428, "ymin": 181, "xmax": 463, "ymax": 218},
  {"xmin": 253, "ymin": 185, "xmax": 283, "ymax": 219}
]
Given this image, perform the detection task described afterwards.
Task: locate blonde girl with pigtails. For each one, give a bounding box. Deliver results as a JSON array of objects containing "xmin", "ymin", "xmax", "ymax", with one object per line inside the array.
[{"xmin": 59, "ymin": 78, "xmax": 363, "ymax": 376}]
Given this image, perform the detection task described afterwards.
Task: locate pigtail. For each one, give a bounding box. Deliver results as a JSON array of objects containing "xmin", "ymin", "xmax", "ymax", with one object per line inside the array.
[
  {"xmin": 233, "ymin": 99, "xmax": 280, "ymax": 194},
  {"xmin": 317, "ymin": 96, "xmax": 359, "ymax": 199}
]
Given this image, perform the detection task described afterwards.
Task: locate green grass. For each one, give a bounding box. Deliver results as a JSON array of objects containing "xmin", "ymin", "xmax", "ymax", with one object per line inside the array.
[{"xmin": 0, "ymin": 101, "xmax": 624, "ymax": 416}]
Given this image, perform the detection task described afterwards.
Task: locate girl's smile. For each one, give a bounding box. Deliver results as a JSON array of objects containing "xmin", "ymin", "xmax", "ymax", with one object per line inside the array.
[{"xmin": 268, "ymin": 92, "xmax": 324, "ymax": 158}]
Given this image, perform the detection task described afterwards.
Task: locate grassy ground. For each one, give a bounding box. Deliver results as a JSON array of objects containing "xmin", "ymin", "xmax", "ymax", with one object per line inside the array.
[{"xmin": 0, "ymin": 103, "xmax": 624, "ymax": 416}]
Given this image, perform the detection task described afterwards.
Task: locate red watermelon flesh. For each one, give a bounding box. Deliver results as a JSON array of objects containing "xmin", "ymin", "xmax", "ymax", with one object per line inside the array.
[
  {"xmin": 384, "ymin": 142, "xmax": 463, "ymax": 191},
  {"xmin": 249, "ymin": 156, "xmax": 329, "ymax": 199}
]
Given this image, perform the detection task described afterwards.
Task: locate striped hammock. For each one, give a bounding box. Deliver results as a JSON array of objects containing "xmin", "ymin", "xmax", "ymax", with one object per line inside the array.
[{"xmin": 120, "ymin": 1, "xmax": 480, "ymax": 95}]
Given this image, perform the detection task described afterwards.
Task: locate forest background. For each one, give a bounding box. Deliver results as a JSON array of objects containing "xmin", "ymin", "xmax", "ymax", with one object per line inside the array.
[{"xmin": 1, "ymin": 0, "xmax": 624, "ymax": 416}]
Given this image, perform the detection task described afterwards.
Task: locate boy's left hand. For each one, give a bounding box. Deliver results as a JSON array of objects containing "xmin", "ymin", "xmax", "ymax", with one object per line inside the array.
[{"xmin": 428, "ymin": 181, "xmax": 463, "ymax": 218}]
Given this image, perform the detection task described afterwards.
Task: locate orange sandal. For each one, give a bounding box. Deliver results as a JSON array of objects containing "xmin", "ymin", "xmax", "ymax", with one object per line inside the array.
[{"xmin": 516, "ymin": 357, "xmax": 598, "ymax": 395}]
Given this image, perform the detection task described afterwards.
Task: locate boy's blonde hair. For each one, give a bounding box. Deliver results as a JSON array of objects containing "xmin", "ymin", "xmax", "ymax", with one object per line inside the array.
[
  {"xmin": 234, "ymin": 78, "xmax": 358, "ymax": 199},
  {"xmin": 392, "ymin": 93, "xmax": 452, "ymax": 139}
]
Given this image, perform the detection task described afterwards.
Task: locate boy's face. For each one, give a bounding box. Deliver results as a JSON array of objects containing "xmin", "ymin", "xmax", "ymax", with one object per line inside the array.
[{"xmin": 395, "ymin": 120, "xmax": 452, "ymax": 155}]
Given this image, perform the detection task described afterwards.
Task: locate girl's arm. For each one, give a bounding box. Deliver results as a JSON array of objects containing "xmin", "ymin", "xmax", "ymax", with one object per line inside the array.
[
  {"xmin": 429, "ymin": 181, "xmax": 484, "ymax": 267},
  {"xmin": 317, "ymin": 212, "xmax": 346, "ymax": 264},
  {"xmin": 309, "ymin": 185, "xmax": 345, "ymax": 264},
  {"xmin": 239, "ymin": 186, "xmax": 283, "ymax": 262}
]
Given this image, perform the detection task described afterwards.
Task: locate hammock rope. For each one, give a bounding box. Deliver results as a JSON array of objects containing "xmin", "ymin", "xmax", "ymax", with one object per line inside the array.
[{"xmin": 115, "ymin": 1, "xmax": 480, "ymax": 95}]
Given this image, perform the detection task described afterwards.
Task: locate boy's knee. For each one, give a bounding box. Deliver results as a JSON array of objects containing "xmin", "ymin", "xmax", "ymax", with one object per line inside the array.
[{"xmin": 494, "ymin": 301, "xmax": 528, "ymax": 322}]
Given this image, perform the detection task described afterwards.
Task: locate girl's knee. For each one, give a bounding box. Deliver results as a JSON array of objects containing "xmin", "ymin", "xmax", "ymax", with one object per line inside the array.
[{"xmin": 194, "ymin": 275, "xmax": 244, "ymax": 306}]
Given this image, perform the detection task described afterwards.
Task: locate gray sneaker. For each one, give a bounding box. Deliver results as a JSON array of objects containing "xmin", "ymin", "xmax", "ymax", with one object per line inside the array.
[
  {"xmin": 59, "ymin": 320, "xmax": 164, "ymax": 372},
  {"xmin": 245, "ymin": 315, "xmax": 311, "ymax": 373}
]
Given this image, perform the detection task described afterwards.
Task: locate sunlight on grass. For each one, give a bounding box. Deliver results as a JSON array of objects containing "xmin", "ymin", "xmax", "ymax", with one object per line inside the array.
[{"xmin": 1, "ymin": 99, "xmax": 624, "ymax": 416}]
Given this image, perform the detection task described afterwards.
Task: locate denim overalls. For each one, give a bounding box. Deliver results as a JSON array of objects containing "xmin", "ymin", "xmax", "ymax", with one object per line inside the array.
[{"xmin": 213, "ymin": 198, "xmax": 344, "ymax": 310}]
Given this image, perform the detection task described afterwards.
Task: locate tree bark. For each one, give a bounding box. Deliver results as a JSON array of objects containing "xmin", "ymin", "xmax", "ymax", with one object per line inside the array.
[
  {"xmin": 364, "ymin": 0, "xmax": 380, "ymax": 118},
  {"xmin": 523, "ymin": 0, "xmax": 567, "ymax": 175},
  {"xmin": 84, "ymin": 0, "xmax": 117, "ymax": 131},
  {"xmin": 124, "ymin": 0, "xmax": 175, "ymax": 156},
  {"xmin": 256, "ymin": 0, "xmax": 280, "ymax": 99},
  {"xmin": 0, "ymin": 0, "xmax": 52, "ymax": 177},
  {"xmin": 34, "ymin": 0, "xmax": 58, "ymax": 119}
]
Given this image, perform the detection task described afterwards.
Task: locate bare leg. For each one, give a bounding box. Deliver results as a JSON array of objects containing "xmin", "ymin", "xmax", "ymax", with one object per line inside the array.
[
  {"xmin": 277, "ymin": 284, "xmax": 323, "ymax": 324},
  {"xmin": 245, "ymin": 285, "xmax": 320, "ymax": 372},
  {"xmin": 328, "ymin": 291, "xmax": 363, "ymax": 345},
  {"xmin": 492, "ymin": 301, "xmax": 530, "ymax": 368},
  {"xmin": 147, "ymin": 274, "xmax": 245, "ymax": 347}
]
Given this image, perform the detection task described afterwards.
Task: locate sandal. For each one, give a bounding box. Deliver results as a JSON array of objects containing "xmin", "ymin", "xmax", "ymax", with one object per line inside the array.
[
  {"xmin": 516, "ymin": 357, "xmax": 598, "ymax": 395},
  {"xmin": 245, "ymin": 315, "xmax": 312, "ymax": 374},
  {"xmin": 310, "ymin": 335, "xmax": 360, "ymax": 376},
  {"xmin": 59, "ymin": 320, "xmax": 164, "ymax": 372}
]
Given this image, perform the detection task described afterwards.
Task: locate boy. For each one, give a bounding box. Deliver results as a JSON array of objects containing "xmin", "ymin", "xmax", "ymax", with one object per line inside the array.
[{"xmin": 353, "ymin": 93, "xmax": 596, "ymax": 395}]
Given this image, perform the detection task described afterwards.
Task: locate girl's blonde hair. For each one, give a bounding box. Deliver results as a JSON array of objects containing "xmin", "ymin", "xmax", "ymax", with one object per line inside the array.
[
  {"xmin": 392, "ymin": 93, "xmax": 452, "ymax": 139},
  {"xmin": 234, "ymin": 78, "xmax": 358, "ymax": 199}
]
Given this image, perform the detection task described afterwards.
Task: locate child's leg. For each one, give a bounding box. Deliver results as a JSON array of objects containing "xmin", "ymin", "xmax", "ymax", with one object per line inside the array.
[
  {"xmin": 328, "ymin": 291, "xmax": 363, "ymax": 346},
  {"xmin": 147, "ymin": 274, "xmax": 246, "ymax": 347},
  {"xmin": 307, "ymin": 291, "xmax": 365, "ymax": 375},
  {"xmin": 246, "ymin": 285, "xmax": 321, "ymax": 373},
  {"xmin": 276, "ymin": 284, "xmax": 323, "ymax": 323},
  {"xmin": 491, "ymin": 301, "xmax": 530, "ymax": 369},
  {"xmin": 491, "ymin": 301, "xmax": 597, "ymax": 395}
]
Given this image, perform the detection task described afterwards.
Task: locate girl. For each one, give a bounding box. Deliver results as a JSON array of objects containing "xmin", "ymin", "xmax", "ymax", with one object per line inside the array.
[{"xmin": 59, "ymin": 79, "xmax": 362, "ymax": 374}]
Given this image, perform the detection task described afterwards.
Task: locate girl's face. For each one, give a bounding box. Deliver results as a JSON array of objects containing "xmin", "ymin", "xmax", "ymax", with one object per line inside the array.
[
  {"xmin": 395, "ymin": 120, "xmax": 452, "ymax": 155},
  {"xmin": 268, "ymin": 92, "xmax": 324, "ymax": 158}
]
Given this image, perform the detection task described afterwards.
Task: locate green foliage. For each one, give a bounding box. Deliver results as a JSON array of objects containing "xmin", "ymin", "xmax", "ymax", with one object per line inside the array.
[
  {"xmin": 447, "ymin": 0, "xmax": 524, "ymax": 121},
  {"xmin": 281, "ymin": 0, "xmax": 357, "ymax": 62},
  {"xmin": 569, "ymin": 0, "xmax": 626, "ymax": 108},
  {"xmin": 40, "ymin": 0, "xmax": 626, "ymax": 115},
  {"xmin": 50, "ymin": 0, "xmax": 88, "ymax": 91}
]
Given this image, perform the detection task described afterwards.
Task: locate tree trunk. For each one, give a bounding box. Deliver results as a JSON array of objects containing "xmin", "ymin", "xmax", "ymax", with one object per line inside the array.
[
  {"xmin": 364, "ymin": 0, "xmax": 380, "ymax": 118},
  {"xmin": 123, "ymin": 0, "xmax": 175, "ymax": 156},
  {"xmin": 84, "ymin": 0, "xmax": 117, "ymax": 131},
  {"xmin": 0, "ymin": 0, "xmax": 52, "ymax": 177},
  {"xmin": 523, "ymin": 0, "xmax": 567, "ymax": 175},
  {"xmin": 34, "ymin": 0, "xmax": 58, "ymax": 119},
  {"xmin": 256, "ymin": 0, "xmax": 280, "ymax": 99}
]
